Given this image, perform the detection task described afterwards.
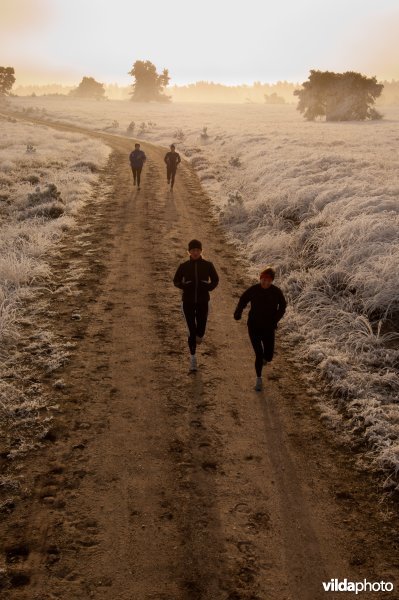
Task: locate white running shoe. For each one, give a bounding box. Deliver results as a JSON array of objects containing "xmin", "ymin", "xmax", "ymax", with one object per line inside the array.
[
  {"xmin": 189, "ymin": 355, "xmax": 198, "ymax": 372},
  {"xmin": 255, "ymin": 377, "xmax": 263, "ymax": 391},
  {"xmin": 196, "ymin": 336, "xmax": 203, "ymax": 345}
]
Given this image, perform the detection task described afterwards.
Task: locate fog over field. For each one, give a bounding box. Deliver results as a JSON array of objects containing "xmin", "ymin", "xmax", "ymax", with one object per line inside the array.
[{"xmin": 3, "ymin": 96, "xmax": 399, "ymax": 478}]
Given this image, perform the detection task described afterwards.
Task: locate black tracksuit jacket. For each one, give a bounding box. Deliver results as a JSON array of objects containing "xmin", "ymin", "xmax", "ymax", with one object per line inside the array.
[
  {"xmin": 164, "ymin": 152, "xmax": 181, "ymax": 170},
  {"xmin": 129, "ymin": 149, "xmax": 146, "ymax": 168},
  {"xmin": 173, "ymin": 257, "xmax": 219, "ymax": 303},
  {"xmin": 234, "ymin": 283, "xmax": 287, "ymax": 329}
]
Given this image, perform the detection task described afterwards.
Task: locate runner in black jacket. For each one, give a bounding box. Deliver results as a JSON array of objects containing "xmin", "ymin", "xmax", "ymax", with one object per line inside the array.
[
  {"xmin": 173, "ymin": 239, "xmax": 219, "ymax": 371},
  {"xmin": 234, "ymin": 266, "xmax": 286, "ymax": 391},
  {"xmin": 129, "ymin": 143, "xmax": 146, "ymax": 190},
  {"xmin": 164, "ymin": 144, "xmax": 181, "ymax": 190}
]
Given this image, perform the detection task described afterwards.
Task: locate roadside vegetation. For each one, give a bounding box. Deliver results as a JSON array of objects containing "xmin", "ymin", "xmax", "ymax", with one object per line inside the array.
[{"xmin": 0, "ymin": 115, "xmax": 110, "ymax": 477}]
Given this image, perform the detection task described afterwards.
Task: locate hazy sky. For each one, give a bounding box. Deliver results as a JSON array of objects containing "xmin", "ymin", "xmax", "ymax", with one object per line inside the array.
[{"xmin": 1, "ymin": 0, "xmax": 399, "ymax": 86}]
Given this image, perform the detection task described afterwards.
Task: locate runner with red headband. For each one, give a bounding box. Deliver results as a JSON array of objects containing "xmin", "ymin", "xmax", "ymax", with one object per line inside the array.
[{"xmin": 234, "ymin": 266, "xmax": 287, "ymax": 391}]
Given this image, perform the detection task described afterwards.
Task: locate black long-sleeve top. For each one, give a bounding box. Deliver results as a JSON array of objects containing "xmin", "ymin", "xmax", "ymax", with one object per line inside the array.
[
  {"xmin": 164, "ymin": 151, "xmax": 181, "ymax": 168},
  {"xmin": 129, "ymin": 149, "xmax": 146, "ymax": 168},
  {"xmin": 173, "ymin": 257, "xmax": 219, "ymax": 303},
  {"xmin": 234, "ymin": 283, "xmax": 287, "ymax": 329}
]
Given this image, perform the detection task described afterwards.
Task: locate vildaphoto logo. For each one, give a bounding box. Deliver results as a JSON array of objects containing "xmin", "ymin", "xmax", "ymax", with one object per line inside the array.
[{"xmin": 322, "ymin": 579, "xmax": 394, "ymax": 594}]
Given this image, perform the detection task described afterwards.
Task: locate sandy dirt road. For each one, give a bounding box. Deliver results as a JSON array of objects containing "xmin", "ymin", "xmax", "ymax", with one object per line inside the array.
[{"xmin": 0, "ymin": 114, "xmax": 398, "ymax": 600}]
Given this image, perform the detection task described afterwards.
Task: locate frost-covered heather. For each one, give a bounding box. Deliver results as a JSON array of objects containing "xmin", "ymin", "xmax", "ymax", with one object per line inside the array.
[
  {"xmin": 8, "ymin": 97, "xmax": 399, "ymax": 481},
  {"xmin": 0, "ymin": 114, "xmax": 110, "ymax": 457}
]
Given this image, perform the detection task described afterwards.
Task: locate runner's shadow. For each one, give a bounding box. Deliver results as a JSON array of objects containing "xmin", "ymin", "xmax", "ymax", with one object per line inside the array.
[
  {"xmin": 165, "ymin": 190, "xmax": 178, "ymax": 220},
  {"xmin": 258, "ymin": 394, "xmax": 328, "ymax": 600},
  {"xmin": 187, "ymin": 368, "xmax": 204, "ymax": 399},
  {"xmin": 176, "ymin": 368, "xmax": 227, "ymax": 598}
]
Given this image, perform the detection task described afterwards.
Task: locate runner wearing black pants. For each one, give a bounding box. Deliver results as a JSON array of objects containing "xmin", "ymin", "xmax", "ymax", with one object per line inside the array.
[
  {"xmin": 129, "ymin": 143, "xmax": 146, "ymax": 190},
  {"xmin": 164, "ymin": 144, "xmax": 181, "ymax": 190},
  {"xmin": 234, "ymin": 266, "xmax": 287, "ymax": 391},
  {"xmin": 173, "ymin": 239, "xmax": 219, "ymax": 371}
]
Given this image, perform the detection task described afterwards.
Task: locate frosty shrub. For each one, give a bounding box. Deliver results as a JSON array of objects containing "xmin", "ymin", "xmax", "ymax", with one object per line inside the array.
[
  {"xmin": 22, "ymin": 184, "xmax": 65, "ymax": 220},
  {"xmin": 227, "ymin": 190, "xmax": 243, "ymax": 206},
  {"xmin": 200, "ymin": 126, "xmax": 209, "ymax": 141},
  {"xmin": 104, "ymin": 120, "xmax": 119, "ymax": 130},
  {"xmin": 126, "ymin": 121, "xmax": 135, "ymax": 135},
  {"xmin": 190, "ymin": 155, "xmax": 209, "ymax": 170},
  {"xmin": 0, "ymin": 299, "xmax": 18, "ymax": 347},
  {"xmin": 26, "ymin": 183, "xmax": 61, "ymax": 205},
  {"xmin": 199, "ymin": 172, "xmax": 216, "ymax": 181},
  {"xmin": 184, "ymin": 147, "xmax": 201, "ymax": 157},
  {"xmin": 27, "ymin": 202, "xmax": 65, "ymax": 220},
  {"xmin": 174, "ymin": 128, "xmax": 185, "ymax": 142},
  {"xmin": 220, "ymin": 190, "xmax": 248, "ymax": 228},
  {"xmin": 73, "ymin": 161, "xmax": 99, "ymax": 173},
  {"xmin": 229, "ymin": 156, "xmax": 241, "ymax": 167},
  {"xmin": 21, "ymin": 174, "xmax": 40, "ymax": 185}
]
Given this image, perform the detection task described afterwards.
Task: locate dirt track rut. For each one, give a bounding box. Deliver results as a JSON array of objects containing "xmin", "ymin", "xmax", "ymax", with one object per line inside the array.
[{"xmin": 0, "ymin": 114, "xmax": 398, "ymax": 599}]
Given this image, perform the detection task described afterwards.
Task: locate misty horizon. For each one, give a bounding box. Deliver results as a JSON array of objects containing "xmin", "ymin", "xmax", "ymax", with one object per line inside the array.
[
  {"xmin": 2, "ymin": 0, "xmax": 399, "ymax": 88},
  {"xmin": 10, "ymin": 76, "xmax": 399, "ymax": 106}
]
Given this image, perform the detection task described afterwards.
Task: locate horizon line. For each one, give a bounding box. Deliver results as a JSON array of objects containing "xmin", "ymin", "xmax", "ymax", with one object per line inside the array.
[{"xmin": 13, "ymin": 75, "xmax": 397, "ymax": 89}]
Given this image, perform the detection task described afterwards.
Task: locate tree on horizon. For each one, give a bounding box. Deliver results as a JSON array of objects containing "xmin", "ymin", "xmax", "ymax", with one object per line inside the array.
[
  {"xmin": 70, "ymin": 76, "xmax": 106, "ymax": 100},
  {"xmin": 264, "ymin": 92, "xmax": 285, "ymax": 105},
  {"xmin": 128, "ymin": 60, "xmax": 170, "ymax": 103},
  {"xmin": 0, "ymin": 67, "xmax": 16, "ymax": 96},
  {"xmin": 294, "ymin": 70, "xmax": 384, "ymax": 121}
]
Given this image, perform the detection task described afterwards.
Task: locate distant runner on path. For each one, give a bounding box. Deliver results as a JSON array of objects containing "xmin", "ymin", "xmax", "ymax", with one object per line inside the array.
[
  {"xmin": 234, "ymin": 266, "xmax": 287, "ymax": 391},
  {"xmin": 173, "ymin": 240, "xmax": 219, "ymax": 372},
  {"xmin": 129, "ymin": 143, "xmax": 146, "ymax": 190},
  {"xmin": 164, "ymin": 144, "xmax": 181, "ymax": 190}
]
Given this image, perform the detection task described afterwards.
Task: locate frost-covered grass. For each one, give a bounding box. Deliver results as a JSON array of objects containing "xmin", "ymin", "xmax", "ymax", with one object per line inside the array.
[
  {"xmin": 0, "ymin": 113, "xmax": 110, "ymax": 458},
  {"xmin": 7, "ymin": 97, "xmax": 399, "ymax": 483}
]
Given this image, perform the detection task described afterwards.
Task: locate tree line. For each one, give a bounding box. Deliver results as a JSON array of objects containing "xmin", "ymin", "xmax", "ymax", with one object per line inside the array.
[
  {"xmin": 68, "ymin": 61, "xmax": 171, "ymax": 102},
  {"xmin": 1, "ymin": 62, "xmax": 387, "ymax": 121},
  {"xmin": 0, "ymin": 62, "xmax": 170, "ymax": 103}
]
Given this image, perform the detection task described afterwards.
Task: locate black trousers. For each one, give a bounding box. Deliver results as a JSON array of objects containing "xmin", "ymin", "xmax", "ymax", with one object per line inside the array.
[
  {"xmin": 131, "ymin": 166, "xmax": 143, "ymax": 186},
  {"xmin": 248, "ymin": 324, "xmax": 275, "ymax": 377},
  {"xmin": 183, "ymin": 302, "xmax": 208, "ymax": 355},
  {"xmin": 167, "ymin": 165, "xmax": 177, "ymax": 187}
]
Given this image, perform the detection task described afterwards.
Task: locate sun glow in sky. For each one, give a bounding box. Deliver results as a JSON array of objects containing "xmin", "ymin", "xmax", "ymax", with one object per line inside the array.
[{"xmin": 1, "ymin": 0, "xmax": 399, "ymax": 86}]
